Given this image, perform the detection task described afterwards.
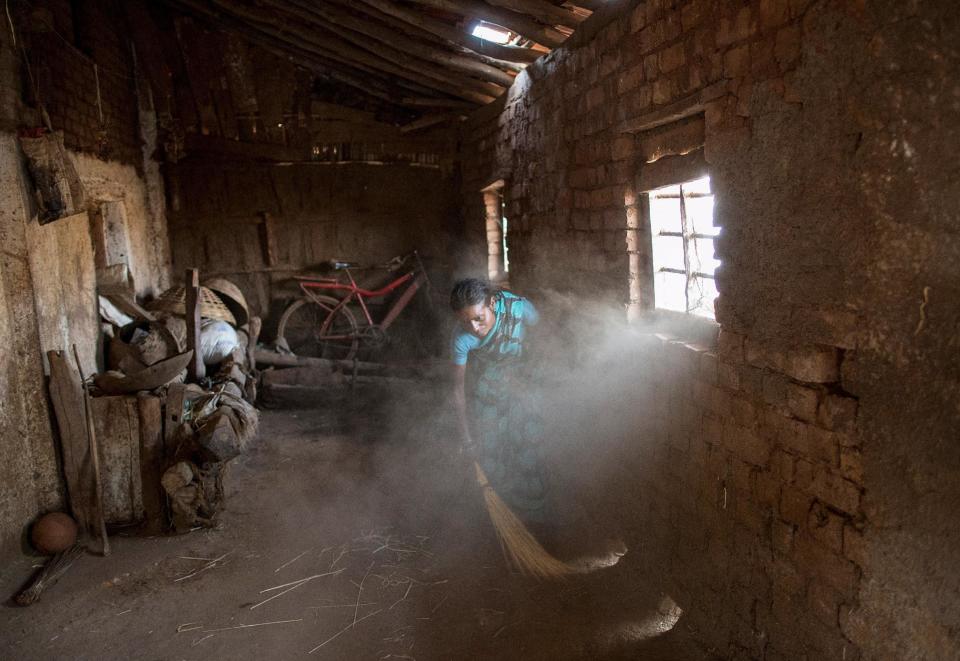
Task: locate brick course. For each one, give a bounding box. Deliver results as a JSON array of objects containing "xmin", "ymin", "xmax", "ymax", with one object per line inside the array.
[
  {"xmin": 21, "ymin": 0, "xmax": 141, "ymax": 167},
  {"xmin": 454, "ymin": 1, "xmax": 908, "ymax": 656}
]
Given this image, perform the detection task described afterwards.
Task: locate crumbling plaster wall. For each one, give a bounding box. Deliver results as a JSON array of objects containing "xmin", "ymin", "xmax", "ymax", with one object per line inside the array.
[
  {"xmin": 0, "ymin": 0, "xmax": 172, "ymax": 556},
  {"xmin": 72, "ymin": 152, "xmax": 171, "ymax": 297},
  {"xmin": 0, "ymin": 134, "xmax": 63, "ymax": 559},
  {"xmin": 460, "ymin": 0, "xmax": 959, "ymax": 658}
]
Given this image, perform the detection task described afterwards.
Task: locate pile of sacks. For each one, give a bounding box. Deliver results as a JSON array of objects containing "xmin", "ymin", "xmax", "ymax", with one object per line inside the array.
[
  {"xmin": 159, "ymin": 354, "xmax": 259, "ymax": 532},
  {"xmin": 95, "ymin": 273, "xmax": 261, "ymax": 532}
]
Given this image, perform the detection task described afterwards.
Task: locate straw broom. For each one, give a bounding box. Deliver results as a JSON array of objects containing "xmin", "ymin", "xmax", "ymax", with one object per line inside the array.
[
  {"xmin": 473, "ymin": 462, "xmax": 574, "ymax": 579},
  {"xmin": 15, "ymin": 544, "xmax": 84, "ymax": 605}
]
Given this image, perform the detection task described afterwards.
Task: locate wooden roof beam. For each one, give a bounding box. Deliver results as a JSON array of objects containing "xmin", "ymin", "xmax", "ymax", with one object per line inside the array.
[
  {"xmin": 406, "ymin": 0, "xmax": 567, "ymax": 49},
  {"xmin": 202, "ymin": 0, "xmax": 498, "ymax": 104},
  {"xmin": 400, "ymin": 112, "xmax": 462, "ymax": 134},
  {"xmin": 485, "ymin": 0, "xmax": 585, "ymax": 30},
  {"xmin": 563, "ymin": 0, "xmax": 608, "ymax": 11},
  {"xmin": 167, "ymin": 0, "xmax": 483, "ymax": 108},
  {"xmin": 401, "ymin": 97, "xmax": 477, "ymax": 109},
  {"xmin": 280, "ymin": 8, "xmax": 504, "ymax": 100},
  {"xmin": 356, "ymin": 0, "xmax": 541, "ymax": 65},
  {"xmin": 340, "ymin": 0, "xmax": 523, "ymax": 73},
  {"xmin": 282, "ymin": 0, "xmax": 515, "ymax": 87},
  {"xmin": 167, "ymin": 1, "xmax": 409, "ymax": 108},
  {"xmin": 328, "ymin": 0, "xmax": 525, "ymax": 72}
]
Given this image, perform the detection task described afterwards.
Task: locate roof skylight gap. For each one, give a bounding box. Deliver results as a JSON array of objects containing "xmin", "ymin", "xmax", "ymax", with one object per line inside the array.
[{"xmin": 470, "ymin": 21, "xmax": 513, "ymax": 45}]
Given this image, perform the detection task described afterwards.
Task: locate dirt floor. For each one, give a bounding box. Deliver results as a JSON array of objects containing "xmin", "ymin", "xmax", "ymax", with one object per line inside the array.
[{"xmin": 0, "ymin": 382, "xmax": 714, "ymax": 660}]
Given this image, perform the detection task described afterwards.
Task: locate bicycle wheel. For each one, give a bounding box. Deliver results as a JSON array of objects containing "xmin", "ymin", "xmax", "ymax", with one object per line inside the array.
[{"xmin": 276, "ymin": 296, "xmax": 359, "ymax": 360}]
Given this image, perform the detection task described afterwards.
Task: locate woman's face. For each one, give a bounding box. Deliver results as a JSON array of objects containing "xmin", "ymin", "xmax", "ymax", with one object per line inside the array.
[{"xmin": 456, "ymin": 299, "xmax": 496, "ymax": 338}]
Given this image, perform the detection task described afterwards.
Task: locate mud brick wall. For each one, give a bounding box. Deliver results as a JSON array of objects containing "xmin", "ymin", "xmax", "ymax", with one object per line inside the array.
[
  {"xmin": 19, "ymin": 0, "xmax": 142, "ymax": 167},
  {"xmin": 606, "ymin": 333, "xmax": 864, "ymax": 659},
  {"xmin": 11, "ymin": 0, "xmax": 170, "ymax": 296},
  {"xmin": 167, "ymin": 146, "xmax": 459, "ymax": 324},
  {"xmin": 461, "ymin": 1, "xmax": 960, "ymax": 659}
]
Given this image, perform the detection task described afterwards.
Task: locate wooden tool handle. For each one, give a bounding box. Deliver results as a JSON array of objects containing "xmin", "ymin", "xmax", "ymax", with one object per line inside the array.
[
  {"xmin": 474, "ymin": 462, "xmax": 491, "ymax": 488},
  {"xmin": 72, "ymin": 345, "xmax": 110, "ymax": 557}
]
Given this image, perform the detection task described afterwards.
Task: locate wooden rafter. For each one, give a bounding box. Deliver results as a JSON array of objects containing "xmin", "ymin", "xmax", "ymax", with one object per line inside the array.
[
  {"xmin": 401, "ymin": 97, "xmax": 477, "ymax": 109},
  {"xmin": 406, "ymin": 0, "xmax": 568, "ymax": 49},
  {"xmin": 280, "ymin": 0, "xmax": 515, "ymax": 87},
  {"xmin": 563, "ymin": 0, "xmax": 608, "ymax": 11},
  {"xmin": 167, "ymin": 0, "xmax": 475, "ymax": 109},
  {"xmin": 181, "ymin": 0, "xmax": 499, "ymax": 104},
  {"xmin": 291, "ymin": 12, "xmax": 505, "ymax": 99},
  {"xmin": 327, "ymin": 0, "xmax": 525, "ymax": 72},
  {"xmin": 237, "ymin": 0, "xmax": 503, "ymax": 100},
  {"xmin": 400, "ymin": 112, "xmax": 462, "ymax": 133},
  {"xmin": 355, "ymin": 0, "xmax": 542, "ymax": 65},
  {"xmin": 159, "ymin": 0, "xmax": 607, "ymax": 111},
  {"xmin": 485, "ymin": 0, "xmax": 585, "ymax": 30}
]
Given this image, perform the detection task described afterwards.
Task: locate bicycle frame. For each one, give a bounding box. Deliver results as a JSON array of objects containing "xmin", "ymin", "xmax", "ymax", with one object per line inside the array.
[{"xmin": 294, "ymin": 252, "xmax": 428, "ymax": 340}]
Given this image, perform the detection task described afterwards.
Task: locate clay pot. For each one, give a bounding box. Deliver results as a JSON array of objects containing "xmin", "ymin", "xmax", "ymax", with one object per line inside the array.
[{"xmin": 31, "ymin": 512, "xmax": 78, "ymax": 555}]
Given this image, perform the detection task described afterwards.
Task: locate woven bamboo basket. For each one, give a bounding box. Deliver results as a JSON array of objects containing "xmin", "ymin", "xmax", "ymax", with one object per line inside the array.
[
  {"xmin": 147, "ymin": 286, "xmax": 236, "ymax": 325},
  {"xmin": 203, "ymin": 277, "xmax": 249, "ymax": 327}
]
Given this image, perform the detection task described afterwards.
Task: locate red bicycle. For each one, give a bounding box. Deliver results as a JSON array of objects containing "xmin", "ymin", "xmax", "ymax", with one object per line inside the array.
[{"xmin": 276, "ymin": 251, "xmax": 430, "ymax": 361}]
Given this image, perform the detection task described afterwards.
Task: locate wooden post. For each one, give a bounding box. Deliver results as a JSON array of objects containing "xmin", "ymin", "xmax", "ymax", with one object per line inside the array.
[
  {"xmin": 47, "ymin": 350, "xmax": 95, "ymax": 538},
  {"xmin": 185, "ymin": 268, "xmax": 205, "ymax": 381},
  {"xmin": 137, "ymin": 393, "xmax": 164, "ymax": 533},
  {"xmin": 259, "ymin": 212, "xmax": 278, "ymax": 267},
  {"xmin": 73, "ymin": 345, "xmax": 110, "ymax": 556},
  {"xmin": 247, "ymin": 316, "xmax": 262, "ymax": 370}
]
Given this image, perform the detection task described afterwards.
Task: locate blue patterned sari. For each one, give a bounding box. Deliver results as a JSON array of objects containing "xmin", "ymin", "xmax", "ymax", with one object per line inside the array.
[{"xmin": 467, "ymin": 292, "xmax": 547, "ymax": 523}]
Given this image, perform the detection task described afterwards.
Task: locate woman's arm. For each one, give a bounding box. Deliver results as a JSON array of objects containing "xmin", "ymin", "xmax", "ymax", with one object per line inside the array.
[
  {"xmin": 523, "ymin": 299, "xmax": 540, "ymax": 325},
  {"xmin": 451, "ymin": 363, "xmax": 474, "ymax": 450}
]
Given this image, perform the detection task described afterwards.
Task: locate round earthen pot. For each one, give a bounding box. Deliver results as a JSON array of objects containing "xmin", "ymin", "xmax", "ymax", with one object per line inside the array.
[{"xmin": 31, "ymin": 512, "xmax": 78, "ymax": 555}]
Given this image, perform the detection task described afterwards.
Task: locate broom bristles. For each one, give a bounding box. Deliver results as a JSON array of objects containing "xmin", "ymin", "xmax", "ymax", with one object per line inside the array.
[{"xmin": 474, "ymin": 462, "xmax": 574, "ymax": 580}]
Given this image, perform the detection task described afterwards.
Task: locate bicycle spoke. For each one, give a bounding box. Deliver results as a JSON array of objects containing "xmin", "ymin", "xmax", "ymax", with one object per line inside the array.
[{"xmin": 277, "ymin": 296, "xmax": 358, "ymax": 360}]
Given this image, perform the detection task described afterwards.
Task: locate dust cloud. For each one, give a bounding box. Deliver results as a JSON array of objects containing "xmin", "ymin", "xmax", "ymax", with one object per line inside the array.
[{"xmin": 247, "ymin": 280, "xmax": 699, "ymax": 659}]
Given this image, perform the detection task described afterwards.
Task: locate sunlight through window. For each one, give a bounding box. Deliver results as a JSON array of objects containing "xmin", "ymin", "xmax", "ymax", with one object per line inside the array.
[
  {"xmin": 472, "ymin": 22, "xmax": 512, "ymax": 44},
  {"xmin": 649, "ymin": 175, "xmax": 720, "ymax": 319},
  {"xmin": 607, "ymin": 595, "xmax": 683, "ymax": 645}
]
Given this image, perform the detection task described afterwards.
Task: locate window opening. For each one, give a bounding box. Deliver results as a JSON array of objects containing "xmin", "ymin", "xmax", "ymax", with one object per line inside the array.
[
  {"xmin": 501, "ymin": 200, "xmax": 509, "ymax": 275},
  {"xmin": 648, "ymin": 175, "xmax": 719, "ymax": 318},
  {"xmin": 482, "ymin": 181, "xmax": 508, "ymax": 284}
]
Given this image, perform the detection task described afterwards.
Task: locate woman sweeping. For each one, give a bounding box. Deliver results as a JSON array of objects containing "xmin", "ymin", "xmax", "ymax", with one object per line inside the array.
[{"xmin": 449, "ymin": 278, "xmax": 570, "ymax": 582}]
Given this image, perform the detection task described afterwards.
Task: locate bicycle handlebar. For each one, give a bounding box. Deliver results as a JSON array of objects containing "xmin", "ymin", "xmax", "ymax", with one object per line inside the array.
[
  {"xmin": 337, "ymin": 251, "xmax": 419, "ymax": 272},
  {"xmin": 382, "ymin": 251, "xmax": 419, "ymax": 270},
  {"xmin": 299, "ymin": 251, "xmax": 422, "ymax": 277}
]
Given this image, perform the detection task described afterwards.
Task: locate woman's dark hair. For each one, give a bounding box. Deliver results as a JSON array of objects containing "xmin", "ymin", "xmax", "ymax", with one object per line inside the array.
[{"xmin": 449, "ymin": 278, "xmax": 496, "ymax": 311}]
